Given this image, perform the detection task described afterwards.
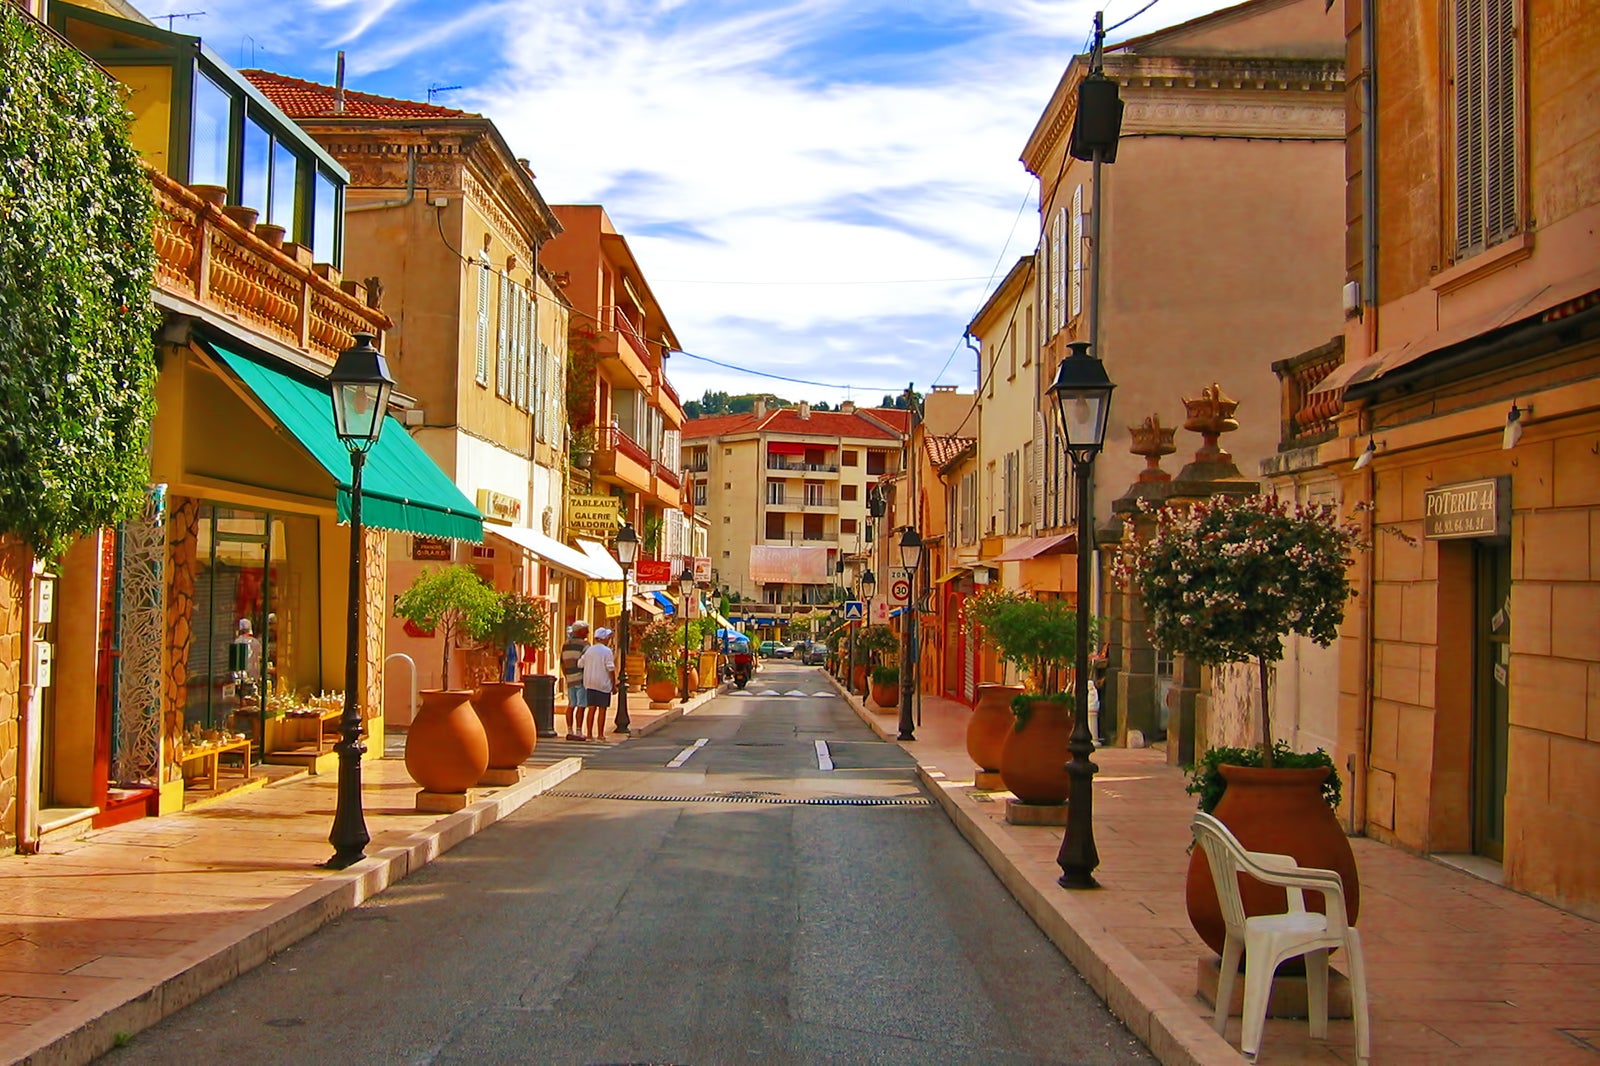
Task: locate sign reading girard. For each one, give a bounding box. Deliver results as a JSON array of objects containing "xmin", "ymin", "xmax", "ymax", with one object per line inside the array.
[{"xmin": 1424, "ymin": 477, "xmax": 1509, "ymax": 540}]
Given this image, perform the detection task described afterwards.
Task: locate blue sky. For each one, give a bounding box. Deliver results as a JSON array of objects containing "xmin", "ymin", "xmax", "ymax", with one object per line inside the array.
[{"xmin": 145, "ymin": 0, "xmax": 1237, "ymax": 408}]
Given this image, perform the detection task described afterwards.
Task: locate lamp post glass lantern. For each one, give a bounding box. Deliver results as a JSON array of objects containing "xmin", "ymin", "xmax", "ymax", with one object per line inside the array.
[
  {"xmin": 896, "ymin": 528, "xmax": 923, "ymax": 741},
  {"xmin": 613, "ymin": 524, "xmax": 639, "ymax": 734},
  {"xmin": 1047, "ymin": 340, "xmax": 1115, "ymax": 889},
  {"xmin": 679, "ymin": 563, "xmax": 695, "ymax": 702},
  {"xmin": 325, "ymin": 332, "xmax": 394, "ymax": 869}
]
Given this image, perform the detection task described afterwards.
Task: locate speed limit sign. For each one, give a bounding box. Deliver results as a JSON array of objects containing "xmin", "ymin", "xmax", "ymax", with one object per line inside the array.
[{"xmin": 889, "ymin": 577, "xmax": 911, "ymax": 605}]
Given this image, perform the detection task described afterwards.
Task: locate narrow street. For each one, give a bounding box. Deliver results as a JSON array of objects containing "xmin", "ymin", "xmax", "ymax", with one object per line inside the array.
[{"xmin": 101, "ymin": 665, "xmax": 1149, "ymax": 1065}]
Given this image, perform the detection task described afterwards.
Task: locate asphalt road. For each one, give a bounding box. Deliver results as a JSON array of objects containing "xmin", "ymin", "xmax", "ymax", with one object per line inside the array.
[{"xmin": 102, "ymin": 664, "xmax": 1150, "ymax": 1066}]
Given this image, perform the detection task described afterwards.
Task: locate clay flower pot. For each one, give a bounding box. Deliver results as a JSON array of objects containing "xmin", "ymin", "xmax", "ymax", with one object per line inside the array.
[
  {"xmin": 966, "ymin": 683, "xmax": 1024, "ymax": 773},
  {"xmin": 998, "ymin": 697, "xmax": 1074, "ymax": 805},
  {"xmin": 404, "ymin": 690, "xmax": 489, "ymax": 793},
  {"xmin": 871, "ymin": 680, "xmax": 899, "ymax": 709},
  {"xmin": 471, "ymin": 682, "xmax": 537, "ymax": 769},
  {"xmin": 190, "ymin": 183, "xmax": 228, "ymax": 207},
  {"xmin": 255, "ymin": 222, "xmax": 287, "ymax": 249},
  {"xmin": 222, "ymin": 204, "xmax": 259, "ymax": 230},
  {"xmin": 1185, "ymin": 764, "xmax": 1360, "ymax": 960},
  {"xmin": 646, "ymin": 678, "xmax": 680, "ymax": 704}
]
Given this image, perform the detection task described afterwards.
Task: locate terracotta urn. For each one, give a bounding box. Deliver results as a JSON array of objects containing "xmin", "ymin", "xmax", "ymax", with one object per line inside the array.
[
  {"xmin": 871, "ymin": 680, "xmax": 899, "ymax": 709},
  {"xmin": 998, "ymin": 697, "xmax": 1074, "ymax": 805},
  {"xmin": 222, "ymin": 204, "xmax": 259, "ymax": 230},
  {"xmin": 190, "ymin": 183, "xmax": 228, "ymax": 207},
  {"xmin": 966, "ymin": 683, "xmax": 1025, "ymax": 773},
  {"xmin": 471, "ymin": 682, "xmax": 537, "ymax": 769},
  {"xmin": 255, "ymin": 222, "xmax": 287, "ymax": 249},
  {"xmin": 646, "ymin": 678, "xmax": 680, "ymax": 704},
  {"xmin": 405, "ymin": 690, "xmax": 489, "ymax": 793},
  {"xmin": 1185, "ymin": 764, "xmax": 1360, "ymax": 961},
  {"xmin": 852, "ymin": 664, "xmax": 868, "ymax": 694}
]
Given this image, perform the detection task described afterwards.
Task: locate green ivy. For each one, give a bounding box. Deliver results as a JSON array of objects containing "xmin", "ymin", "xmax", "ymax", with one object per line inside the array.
[{"xmin": 0, "ymin": 9, "xmax": 159, "ymax": 559}]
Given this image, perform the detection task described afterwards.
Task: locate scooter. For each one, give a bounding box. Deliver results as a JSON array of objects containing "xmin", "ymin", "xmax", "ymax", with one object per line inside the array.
[{"xmin": 729, "ymin": 650, "xmax": 753, "ymax": 689}]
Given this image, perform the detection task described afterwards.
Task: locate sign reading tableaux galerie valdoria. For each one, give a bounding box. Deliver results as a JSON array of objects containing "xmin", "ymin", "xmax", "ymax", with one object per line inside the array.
[
  {"xmin": 566, "ymin": 493, "xmax": 622, "ymax": 537},
  {"xmin": 1424, "ymin": 477, "xmax": 1509, "ymax": 540}
]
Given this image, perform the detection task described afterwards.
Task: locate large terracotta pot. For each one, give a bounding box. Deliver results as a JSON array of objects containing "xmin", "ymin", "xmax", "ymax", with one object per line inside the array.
[
  {"xmin": 1185, "ymin": 764, "xmax": 1360, "ymax": 960},
  {"xmin": 646, "ymin": 678, "xmax": 680, "ymax": 704},
  {"xmin": 471, "ymin": 682, "xmax": 537, "ymax": 769},
  {"xmin": 967, "ymin": 683, "xmax": 1024, "ymax": 772},
  {"xmin": 405, "ymin": 690, "xmax": 489, "ymax": 793},
  {"xmin": 852, "ymin": 665, "xmax": 868, "ymax": 694},
  {"xmin": 871, "ymin": 680, "xmax": 899, "ymax": 709},
  {"xmin": 998, "ymin": 698, "xmax": 1073, "ymax": 805}
]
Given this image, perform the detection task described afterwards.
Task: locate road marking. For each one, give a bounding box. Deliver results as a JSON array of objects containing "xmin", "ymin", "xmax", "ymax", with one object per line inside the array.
[
  {"xmin": 756, "ymin": 690, "xmax": 782, "ymax": 696},
  {"xmin": 815, "ymin": 740, "xmax": 834, "ymax": 771},
  {"xmin": 785, "ymin": 689, "xmax": 809, "ymax": 696},
  {"xmin": 666, "ymin": 738, "xmax": 709, "ymax": 768}
]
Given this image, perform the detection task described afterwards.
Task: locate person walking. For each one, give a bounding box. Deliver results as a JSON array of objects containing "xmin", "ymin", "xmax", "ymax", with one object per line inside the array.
[
  {"xmin": 560, "ymin": 621, "xmax": 590, "ymax": 741},
  {"xmin": 577, "ymin": 626, "xmax": 617, "ymax": 741}
]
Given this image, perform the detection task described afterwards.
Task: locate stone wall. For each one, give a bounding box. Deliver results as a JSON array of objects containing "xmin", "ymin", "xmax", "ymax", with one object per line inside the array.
[{"xmin": 0, "ymin": 538, "xmax": 27, "ymax": 849}]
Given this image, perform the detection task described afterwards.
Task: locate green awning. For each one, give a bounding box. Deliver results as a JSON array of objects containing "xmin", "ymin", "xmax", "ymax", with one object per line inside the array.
[{"xmin": 205, "ymin": 340, "xmax": 483, "ymax": 542}]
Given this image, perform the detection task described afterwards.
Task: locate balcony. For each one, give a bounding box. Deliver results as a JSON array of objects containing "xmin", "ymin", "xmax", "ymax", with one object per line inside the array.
[
  {"xmin": 1272, "ymin": 337, "xmax": 1345, "ymax": 451},
  {"xmin": 149, "ymin": 166, "xmax": 389, "ymax": 362},
  {"xmin": 594, "ymin": 310, "xmax": 651, "ymax": 390},
  {"xmin": 653, "ymin": 461, "xmax": 681, "ymax": 490},
  {"xmin": 592, "ymin": 424, "xmax": 652, "ymax": 493},
  {"xmin": 767, "ymin": 457, "xmax": 840, "ymax": 477},
  {"xmin": 766, "ymin": 494, "xmax": 840, "ymax": 511}
]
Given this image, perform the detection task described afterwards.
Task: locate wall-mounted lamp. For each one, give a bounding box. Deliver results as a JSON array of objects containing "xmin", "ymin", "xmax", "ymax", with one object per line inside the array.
[
  {"xmin": 1352, "ymin": 436, "xmax": 1383, "ymax": 471},
  {"xmin": 1503, "ymin": 401, "xmax": 1531, "ymax": 451}
]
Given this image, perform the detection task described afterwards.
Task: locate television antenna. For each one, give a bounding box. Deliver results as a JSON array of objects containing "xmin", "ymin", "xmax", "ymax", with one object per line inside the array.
[
  {"xmin": 427, "ymin": 83, "xmax": 463, "ymax": 104},
  {"xmin": 153, "ymin": 10, "xmax": 205, "ymax": 30}
]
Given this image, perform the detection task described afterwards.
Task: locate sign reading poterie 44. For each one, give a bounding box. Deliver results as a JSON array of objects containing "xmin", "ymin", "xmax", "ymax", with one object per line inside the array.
[{"xmin": 1424, "ymin": 477, "xmax": 1509, "ymax": 540}]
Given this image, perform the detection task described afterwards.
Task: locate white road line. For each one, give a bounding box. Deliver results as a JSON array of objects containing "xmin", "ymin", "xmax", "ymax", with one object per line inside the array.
[
  {"xmin": 785, "ymin": 689, "xmax": 809, "ymax": 696},
  {"xmin": 815, "ymin": 740, "xmax": 834, "ymax": 771},
  {"xmin": 667, "ymin": 738, "xmax": 709, "ymax": 768}
]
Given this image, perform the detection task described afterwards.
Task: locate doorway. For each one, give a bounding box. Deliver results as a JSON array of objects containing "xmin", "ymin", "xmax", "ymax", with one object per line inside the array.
[{"xmin": 1472, "ymin": 541, "xmax": 1511, "ymax": 861}]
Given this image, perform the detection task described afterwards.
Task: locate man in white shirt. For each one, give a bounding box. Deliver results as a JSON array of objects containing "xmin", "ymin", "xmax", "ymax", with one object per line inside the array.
[{"xmin": 577, "ymin": 627, "xmax": 617, "ymax": 741}]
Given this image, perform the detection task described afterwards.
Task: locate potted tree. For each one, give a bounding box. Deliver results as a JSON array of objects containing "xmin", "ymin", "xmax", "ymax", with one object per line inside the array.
[
  {"xmin": 964, "ymin": 590, "xmax": 1094, "ymax": 805},
  {"xmin": 1117, "ymin": 492, "xmax": 1363, "ymax": 956},
  {"xmin": 855, "ymin": 624, "xmax": 898, "ymax": 697},
  {"xmin": 637, "ymin": 618, "xmax": 681, "ymax": 706},
  {"xmin": 393, "ymin": 565, "xmax": 503, "ymax": 794},
  {"xmin": 472, "ymin": 592, "xmax": 552, "ymax": 779},
  {"xmin": 870, "ymin": 664, "xmax": 900, "ymax": 709}
]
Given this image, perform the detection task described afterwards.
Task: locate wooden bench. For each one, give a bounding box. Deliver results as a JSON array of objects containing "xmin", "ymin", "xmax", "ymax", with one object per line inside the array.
[{"xmin": 179, "ymin": 738, "xmax": 252, "ymax": 791}]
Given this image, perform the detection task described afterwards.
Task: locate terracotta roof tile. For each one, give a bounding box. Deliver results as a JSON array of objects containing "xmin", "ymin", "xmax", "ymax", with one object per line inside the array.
[
  {"xmin": 760, "ymin": 410, "xmax": 899, "ymax": 439},
  {"xmin": 682, "ymin": 413, "xmax": 759, "ymax": 439},
  {"xmin": 925, "ymin": 434, "xmax": 976, "ymax": 469},
  {"xmin": 242, "ymin": 70, "xmax": 474, "ymax": 120}
]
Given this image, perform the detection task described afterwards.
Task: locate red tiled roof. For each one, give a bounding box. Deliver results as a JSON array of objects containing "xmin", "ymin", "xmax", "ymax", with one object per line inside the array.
[
  {"xmin": 925, "ymin": 435, "xmax": 976, "ymax": 468},
  {"xmin": 242, "ymin": 70, "xmax": 474, "ymax": 120},
  {"xmin": 682, "ymin": 413, "xmax": 759, "ymax": 440},
  {"xmin": 867, "ymin": 408, "xmax": 912, "ymax": 432},
  {"xmin": 760, "ymin": 409, "xmax": 899, "ymax": 439}
]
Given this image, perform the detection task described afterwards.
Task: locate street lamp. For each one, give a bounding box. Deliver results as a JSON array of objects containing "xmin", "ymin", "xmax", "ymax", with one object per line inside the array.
[
  {"xmin": 324, "ymin": 332, "xmax": 394, "ymax": 870},
  {"xmin": 856, "ymin": 567, "xmax": 876, "ymax": 696},
  {"xmin": 896, "ymin": 527, "xmax": 923, "ymax": 741},
  {"xmin": 613, "ymin": 523, "xmax": 639, "ymax": 735},
  {"xmin": 1048, "ymin": 340, "xmax": 1115, "ymax": 890},
  {"xmin": 679, "ymin": 562, "xmax": 695, "ymax": 703}
]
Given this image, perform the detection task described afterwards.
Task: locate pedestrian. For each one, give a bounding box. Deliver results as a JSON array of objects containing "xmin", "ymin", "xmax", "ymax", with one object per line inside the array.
[
  {"xmin": 560, "ymin": 621, "xmax": 590, "ymax": 741},
  {"xmin": 577, "ymin": 626, "xmax": 617, "ymax": 741}
]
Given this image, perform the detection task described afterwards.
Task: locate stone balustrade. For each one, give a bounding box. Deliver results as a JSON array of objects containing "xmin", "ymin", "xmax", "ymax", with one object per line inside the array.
[{"xmin": 1272, "ymin": 336, "xmax": 1345, "ymax": 450}]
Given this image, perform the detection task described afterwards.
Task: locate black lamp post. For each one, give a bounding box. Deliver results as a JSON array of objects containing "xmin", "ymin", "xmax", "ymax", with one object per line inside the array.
[
  {"xmin": 1049, "ymin": 340, "xmax": 1115, "ymax": 890},
  {"xmin": 678, "ymin": 562, "xmax": 695, "ymax": 703},
  {"xmin": 613, "ymin": 523, "xmax": 639, "ymax": 734},
  {"xmin": 857, "ymin": 567, "xmax": 876, "ymax": 696},
  {"xmin": 324, "ymin": 331, "xmax": 394, "ymax": 870},
  {"xmin": 896, "ymin": 527, "xmax": 923, "ymax": 741}
]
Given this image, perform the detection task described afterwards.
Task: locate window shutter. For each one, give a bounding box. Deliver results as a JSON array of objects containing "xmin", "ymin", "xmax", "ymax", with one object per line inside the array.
[
  {"xmin": 1049, "ymin": 210, "xmax": 1064, "ymax": 335},
  {"xmin": 1035, "ymin": 240, "xmax": 1048, "ymax": 347},
  {"xmin": 1031, "ymin": 413, "xmax": 1044, "ymax": 528},
  {"xmin": 496, "ymin": 273, "xmax": 511, "ymax": 397},
  {"xmin": 516, "ymin": 287, "xmax": 530, "ymax": 409},
  {"xmin": 1069, "ymin": 185, "xmax": 1084, "ymax": 319},
  {"xmin": 1454, "ymin": 0, "xmax": 1518, "ymax": 258},
  {"xmin": 475, "ymin": 264, "xmax": 490, "ymax": 384},
  {"xmin": 1484, "ymin": 0, "xmax": 1518, "ymax": 244}
]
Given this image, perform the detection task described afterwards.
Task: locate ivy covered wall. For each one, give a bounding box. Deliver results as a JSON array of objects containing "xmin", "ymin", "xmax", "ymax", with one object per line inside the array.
[{"xmin": 0, "ymin": 7, "xmax": 159, "ymax": 560}]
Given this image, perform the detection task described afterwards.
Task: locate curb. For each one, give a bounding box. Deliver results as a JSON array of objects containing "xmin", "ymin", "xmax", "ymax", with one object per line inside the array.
[
  {"xmin": 12, "ymin": 757, "xmax": 584, "ymax": 1066},
  {"xmin": 830, "ymin": 675, "xmax": 1240, "ymax": 1066}
]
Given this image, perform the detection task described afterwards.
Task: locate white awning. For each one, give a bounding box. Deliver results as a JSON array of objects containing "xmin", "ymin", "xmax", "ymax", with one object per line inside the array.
[
  {"xmin": 489, "ymin": 525, "xmax": 612, "ymax": 581},
  {"xmin": 630, "ymin": 594, "xmax": 664, "ymax": 617},
  {"xmin": 575, "ymin": 538, "xmax": 626, "ymax": 581}
]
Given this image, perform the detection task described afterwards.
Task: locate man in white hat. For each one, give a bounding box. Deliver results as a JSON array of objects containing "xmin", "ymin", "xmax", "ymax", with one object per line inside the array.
[
  {"xmin": 560, "ymin": 621, "xmax": 590, "ymax": 741},
  {"xmin": 577, "ymin": 626, "xmax": 617, "ymax": 740}
]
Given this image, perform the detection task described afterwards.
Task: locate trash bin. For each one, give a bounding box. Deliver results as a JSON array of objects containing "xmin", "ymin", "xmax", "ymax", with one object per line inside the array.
[{"xmin": 524, "ymin": 673, "xmax": 558, "ymax": 738}]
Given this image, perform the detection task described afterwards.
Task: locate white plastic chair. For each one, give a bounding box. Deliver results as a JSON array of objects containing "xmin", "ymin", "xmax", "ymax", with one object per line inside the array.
[{"xmin": 1191, "ymin": 811, "xmax": 1370, "ymax": 1064}]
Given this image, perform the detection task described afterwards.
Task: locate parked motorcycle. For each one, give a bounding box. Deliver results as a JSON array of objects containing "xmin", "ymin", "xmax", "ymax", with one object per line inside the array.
[{"xmin": 729, "ymin": 650, "xmax": 753, "ymax": 689}]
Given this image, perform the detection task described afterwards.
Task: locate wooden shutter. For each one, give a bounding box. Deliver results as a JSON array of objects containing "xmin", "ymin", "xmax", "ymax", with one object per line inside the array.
[
  {"xmin": 515, "ymin": 287, "xmax": 529, "ymax": 409},
  {"xmin": 496, "ymin": 273, "xmax": 511, "ymax": 397},
  {"xmin": 1069, "ymin": 185, "xmax": 1084, "ymax": 319},
  {"xmin": 1031, "ymin": 412, "xmax": 1044, "ymax": 529},
  {"xmin": 1454, "ymin": 0, "xmax": 1519, "ymax": 258},
  {"xmin": 475, "ymin": 264, "xmax": 490, "ymax": 384}
]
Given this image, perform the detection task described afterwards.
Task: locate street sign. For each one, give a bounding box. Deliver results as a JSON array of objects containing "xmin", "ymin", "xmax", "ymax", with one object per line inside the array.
[
  {"xmin": 872, "ymin": 599, "xmax": 891, "ymax": 625},
  {"xmin": 843, "ymin": 600, "xmax": 864, "ymax": 619},
  {"xmin": 889, "ymin": 577, "xmax": 911, "ymax": 605}
]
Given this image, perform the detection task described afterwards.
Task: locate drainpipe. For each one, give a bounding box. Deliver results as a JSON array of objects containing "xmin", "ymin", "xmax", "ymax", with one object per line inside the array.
[
  {"xmin": 16, "ymin": 556, "xmax": 39, "ymax": 854},
  {"xmin": 348, "ymin": 145, "xmax": 417, "ymax": 214},
  {"xmin": 1351, "ymin": 0, "xmax": 1378, "ymax": 839}
]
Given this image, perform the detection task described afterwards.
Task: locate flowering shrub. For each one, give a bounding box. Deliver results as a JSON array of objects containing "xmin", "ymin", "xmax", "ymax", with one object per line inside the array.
[
  {"xmin": 965, "ymin": 589, "xmax": 1096, "ymax": 702},
  {"xmin": 1116, "ymin": 493, "xmax": 1363, "ymax": 760}
]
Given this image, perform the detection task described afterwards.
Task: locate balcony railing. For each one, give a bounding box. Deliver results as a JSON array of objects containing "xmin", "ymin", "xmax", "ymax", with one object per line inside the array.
[
  {"xmin": 767, "ymin": 458, "xmax": 840, "ymax": 473},
  {"xmin": 600, "ymin": 424, "xmax": 652, "ymax": 468},
  {"xmin": 654, "ymin": 461, "xmax": 681, "ymax": 489},
  {"xmin": 148, "ymin": 165, "xmax": 388, "ymax": 363},
  {"xmin": 1272, "ymin": 337, "xmax": 1345, "ymax": 451},
  {"xmin": 607, "ymin": 307, "xmax": 651, "ymax": 362},
  {"xmin": 686, "ymin": 458, "xmax": 709, "ymax": 473}
]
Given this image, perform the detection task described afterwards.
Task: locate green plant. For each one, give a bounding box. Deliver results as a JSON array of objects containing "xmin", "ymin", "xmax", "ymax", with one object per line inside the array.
[
  {"xmin": 641, "ymin": 513, "xmax": 664, "ymax": 554},
  {"xmin": 646, "ymin": 660, "xmax": 677, "ymax": 684},
  {"xmin": 1117, "ymin": 493, "xmax": 1363, "ymax": 765},
  {"xmin": 871, "ymin": 664, "xmax": 899, "ymax": 686},
  {"xmin": 568, "ymin": 424, "xmax": 596, "ymax": 457},
  {"xmin": 487, "ymin": 592, "xmax": 551, "ymax": 674},
  {"xmin": 965, "ymin": 589, "xmax": 1097, "ymax": 698},
  {"xmin": 636, "ymin": 617, "xmax": 680, "ymax": 667},
  {"xmin": 1185, "ymin": 742, "xmax": 1342, "ymax": 814},
  {"xmin": 393, "ymin": 565, "xmax": 504, "ymax": 683},
  {"xmin": 0, "ymin": 9, "xmax": 159, "ymax": 559},
  {"xmin": 855, "ymin": 624, "xmax": 898, "ymax": 662}
]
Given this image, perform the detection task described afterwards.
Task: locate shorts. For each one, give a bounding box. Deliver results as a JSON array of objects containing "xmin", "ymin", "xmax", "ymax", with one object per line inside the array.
[
  {"xmin": 566, "ymin": 682, "xmax": 586, "ymax": 708},
  {"xmin": 585, "ymin": 688, "xmax": 613, "ymax": 709}
]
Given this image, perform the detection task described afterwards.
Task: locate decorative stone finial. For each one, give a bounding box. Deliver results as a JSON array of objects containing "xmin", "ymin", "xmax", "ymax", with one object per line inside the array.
[
  {"xmin": 1128, "ymin": 414, "xmax": 1177, "ymax": 482},
  {"xmin": 1182, "ymin": 383, "xmax": 1240, "ymax": 464}
]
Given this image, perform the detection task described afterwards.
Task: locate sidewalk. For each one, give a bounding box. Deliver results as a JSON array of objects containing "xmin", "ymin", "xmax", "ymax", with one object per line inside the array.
[
  {"xmin": 0, "ymin": 689, "xmax": 712, "ymax": 1066},
  {"xmin": 843, "ymin": 686, "xmax": 1600, "ymax": 1065}
]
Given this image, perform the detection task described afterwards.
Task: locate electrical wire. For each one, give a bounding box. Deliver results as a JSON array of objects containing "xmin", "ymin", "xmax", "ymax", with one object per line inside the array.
[
  {"xmin": 655, "ymin": 275, "xmax": 998, "ymax": 287},
  {"xmin": 666, "ymin": 347, "xmax": 907, "ymax": 393},
  {"xmin": 1106, "ymin": 0, "xmax": 1161, "ymax": 34},
  {"xmin": 927, "ymin": 180, "xmax": 1038, "ymax": 390}
]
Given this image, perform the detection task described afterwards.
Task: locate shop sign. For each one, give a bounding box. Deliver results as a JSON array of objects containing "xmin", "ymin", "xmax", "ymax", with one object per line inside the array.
[
  {"xmin": 567, "ymin": 493, "xmax": 622, "ymax": 536},
  {"xmin": 412, "ymin": 536, "xmax": 453, "ymax": 561},
  {"xmin": 475, "ymin": 488, "xmax": 522, "ymax": 524},
  {"xmin": 693, "ymin": 556, "xmax": 712, "ymax": 583},
  {"xmin": 635, "ymin": 558, "xmax": 673, "ymax": 585},
  {"xmin": 1424, "ymin": 477, "xmax": 1509, "ymax": 540}
]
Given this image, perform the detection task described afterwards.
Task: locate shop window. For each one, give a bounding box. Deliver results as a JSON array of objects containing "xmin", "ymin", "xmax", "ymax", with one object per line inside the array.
[{"xmin": 185, "ymin": 504, "xmax": 321, "ymax": 745}]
